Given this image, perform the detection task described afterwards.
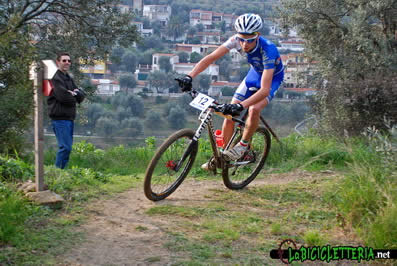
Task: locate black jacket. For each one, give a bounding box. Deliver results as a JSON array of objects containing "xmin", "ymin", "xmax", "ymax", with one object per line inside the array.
[{"xmin": 47, "ymin": 70, "xmax": 84, "ymax": 120}]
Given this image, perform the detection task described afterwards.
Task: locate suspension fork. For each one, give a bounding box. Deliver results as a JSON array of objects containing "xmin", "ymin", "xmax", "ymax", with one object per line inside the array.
[
  {"xmin": 174, "ymin": 139, "xmax": 198, "ymax": 172},
  {"xmin": 174, "ymin": 109, "xmax": 212, "ymax": 171}
]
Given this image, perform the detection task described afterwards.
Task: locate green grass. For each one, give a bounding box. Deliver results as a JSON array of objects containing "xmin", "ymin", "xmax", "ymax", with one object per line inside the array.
[
  {"xmin": 146, "ymin": 175, "xmax": 345, "ymax": 264},
  {"xmin": 1, "ymin": 128, "xmax": 395, "ymax": 263},
  {"xmin": 303, "ymin": 230, "xmax": 327, "ymax": 246},
  {"xmin": 0, "ymin": 162, "xmax": 142, "ymax": 265}
]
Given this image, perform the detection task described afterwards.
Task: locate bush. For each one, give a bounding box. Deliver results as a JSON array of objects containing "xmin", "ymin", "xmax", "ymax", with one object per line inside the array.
[{"xmin": 0, "ymin": 156, "xmax": 34, "ymax": 182}]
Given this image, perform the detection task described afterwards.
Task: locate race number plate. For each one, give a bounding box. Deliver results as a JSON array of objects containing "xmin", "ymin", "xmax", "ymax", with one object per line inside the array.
[{"xmin": 189, "ymin": 93, "xmax": 215, "ymax": 111}]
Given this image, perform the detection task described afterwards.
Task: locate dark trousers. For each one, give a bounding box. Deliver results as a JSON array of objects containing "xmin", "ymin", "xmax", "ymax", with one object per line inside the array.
[{"xmin": 52, "ymin": 120, "xmax": 74, "ymax": 169}]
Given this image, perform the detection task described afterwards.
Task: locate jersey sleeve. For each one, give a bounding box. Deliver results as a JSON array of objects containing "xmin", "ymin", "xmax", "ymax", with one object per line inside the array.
[
  {"xmin": 263, "ymin": 42, "xmax": 280, "ymax": 70},
  {"xmin": 222, "ymin": 35, "xmax": 240, "ymax": 51}
]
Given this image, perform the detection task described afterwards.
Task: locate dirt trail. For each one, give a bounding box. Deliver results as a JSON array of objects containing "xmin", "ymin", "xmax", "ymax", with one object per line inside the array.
[{"xmin": 58, "ymin": 170, "xmax": 346, "ymax": 266}]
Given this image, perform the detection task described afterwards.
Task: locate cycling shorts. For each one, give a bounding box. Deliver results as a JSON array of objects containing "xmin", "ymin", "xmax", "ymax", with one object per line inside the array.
[{"xmin": 233, "ymin": 68, "xmax": 284, "ymax": 103}]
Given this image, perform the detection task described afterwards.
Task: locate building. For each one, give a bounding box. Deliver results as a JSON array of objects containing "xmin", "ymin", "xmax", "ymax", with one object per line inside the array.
[
  {"xmin": 175, "ymin": 43, "xmax": 219, "ymax": 55},
  {"xmin": 189, "ymin": 10, "xmax": 237, "ymax": 30},
  {"xmin": 281, "ymin": 53, "xmax": 317, "ymax": 88},
  {"xmin": 131, "ymin": 21, "xmax": 153, "ymax": 37},
  {"xmin": 152, "ymin": 53, "xmax": 179, "ymax": 72},
  {"xmin": 208, "ymin": 81, "xmax": 240, "ymax": 96},
  {"xmin": 143, "ymin": 5, "xmax": 171, "ymax": 26},
  {"xmin": 284, "ymin": 87, "xmax": 317, "ymax": 98},
  {"xmin": 173, "ymin": 63, "xmax": 219, "ymax": 81},
  {"xmin": 80, "ymin": 60, "xmax": 110, "ymax": 79},
  {"xmin": 132, "ymin": 0, "xmax": 143, "ymax": 13},
  {"xmin": 117, "ymin": 4, "xmax": 131, "ymax": 14},
  {"xmin": 135, "ymin": 64, "xmax": 152, "ymax": 81},
  {"xmin": 92, "ymin": 79, "xmax": 120, "ymax": 96},
  {"xmin": 196, "ymin": 32, "xmax": 221, "ymax": 44},
  {"xmin": 279, "ymin": 40, "xmax": 305, "ymax": 52}
]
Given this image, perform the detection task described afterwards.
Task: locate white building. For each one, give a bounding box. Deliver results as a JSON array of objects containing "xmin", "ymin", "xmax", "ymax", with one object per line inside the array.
[
  {"xmin": 131, "ymin": 21, "xmax": 153, "ymax": 37},
  {"xmin": 173, "ymin": 63, "xmax": 219, "ymax": 81},
  {"xmin": 189, "ymin": 10, "xmax": 237, "ymax": 30},
  {"xmin": 152, "ymin": 53, "xmax": 179, "ymax": 72},
  {"xmin": 143, "ymin": 5, "xmax": 171, "ymax": 26},
  {"xmin": 92, "ymin": 79, "xmax": 120, "ymax": 96},
  {"xmin": 208, "ymin": 81, "xmax": 240, "ymax": 96},
  {"xmin": 279, "ymin": 40, "xmax": 304, "ymax": 52},
  {"xmin": 175, "ymin": 43, "xmax": 219, "ymax": 55}
]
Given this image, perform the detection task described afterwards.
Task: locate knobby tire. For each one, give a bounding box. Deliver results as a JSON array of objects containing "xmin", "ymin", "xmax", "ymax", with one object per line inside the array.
[{"xmin": 144, "ymin": 129, "xmax": 198, "ymax": 201}]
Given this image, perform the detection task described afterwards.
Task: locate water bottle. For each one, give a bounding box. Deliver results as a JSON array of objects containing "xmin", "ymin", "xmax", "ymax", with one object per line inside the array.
[{"xmin": 215, "ymin": 129, "xmax": 224, "ymax": 148}]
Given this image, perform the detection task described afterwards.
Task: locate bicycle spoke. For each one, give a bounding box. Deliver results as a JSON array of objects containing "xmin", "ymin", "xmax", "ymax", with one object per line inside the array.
[
  {"xmin": 144, "ymin": 129, "xmax": 198, "ymax": 201},
  {"xmin": 222, "ymin": 127, "xmax": 271, "ymax": 189}
]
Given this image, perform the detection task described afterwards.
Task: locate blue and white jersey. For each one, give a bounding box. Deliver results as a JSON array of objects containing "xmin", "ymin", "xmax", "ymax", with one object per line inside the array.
[{"xmin": 222, "ymin": 35, "xmax": 284, "ymax": 80}]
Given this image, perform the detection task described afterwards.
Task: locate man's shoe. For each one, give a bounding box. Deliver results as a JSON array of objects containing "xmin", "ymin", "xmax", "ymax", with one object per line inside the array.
[{"xmin": 223, "ymin": 143, "xmax": 248, "ymax": 161}]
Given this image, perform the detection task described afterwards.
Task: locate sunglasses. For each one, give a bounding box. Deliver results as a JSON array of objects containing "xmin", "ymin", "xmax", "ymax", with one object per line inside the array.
[
  {"xmin": 236, "ymin": 35, "xmax": 257, "ymax": 43},
  {"xmin": 62, "ymin": 59, "xmax": 71, "ymax": 63}
]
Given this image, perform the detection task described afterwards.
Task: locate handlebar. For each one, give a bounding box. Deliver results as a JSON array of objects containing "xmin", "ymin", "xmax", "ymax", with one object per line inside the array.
[{"xmin": 175, "ymin": 77, "xmax": 238, "ymax": 120}]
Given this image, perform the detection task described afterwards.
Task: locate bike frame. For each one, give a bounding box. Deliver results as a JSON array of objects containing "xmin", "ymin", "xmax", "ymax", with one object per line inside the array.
[{"xmin": 174, "ymin": 90, "xmax": 278, "ymax": 171}]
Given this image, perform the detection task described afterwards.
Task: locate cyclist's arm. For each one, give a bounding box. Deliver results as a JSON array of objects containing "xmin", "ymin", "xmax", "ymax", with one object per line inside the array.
[
  {"xmin": 240, "ymin": 68, "xmax": 274, "ymax": 108},
  {"xmin": 188, "ymin": 46, "xmax": 229, "ymax": 78}
]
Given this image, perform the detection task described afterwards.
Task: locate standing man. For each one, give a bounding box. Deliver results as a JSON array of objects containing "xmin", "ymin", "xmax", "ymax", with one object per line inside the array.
[
  {"xmin": 178, "ymin": 13, "xmax": 284, "ymax": 162},
  {"xmin": 47, "ymin": 52, "xmax": 85, "ymax": 169}
]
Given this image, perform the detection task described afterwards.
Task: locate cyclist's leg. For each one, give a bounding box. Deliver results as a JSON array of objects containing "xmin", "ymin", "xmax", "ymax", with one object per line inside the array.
[
  {"xmin": 221, "ymin": 98, "xmax": 238, "ymax": 147},
  {"xmin": 242, "ymin": 77, "xmax": 283, "ymax": 141}
]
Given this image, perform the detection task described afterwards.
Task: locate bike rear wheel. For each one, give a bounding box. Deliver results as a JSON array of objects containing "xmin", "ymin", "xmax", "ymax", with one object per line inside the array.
[
  {"xmin": 144, "ymin": 129, "xmax": 198, "ymax": 201},
  {"xmin": 222, "ymin": 127, "xmax": 271, "ymax": 190}
]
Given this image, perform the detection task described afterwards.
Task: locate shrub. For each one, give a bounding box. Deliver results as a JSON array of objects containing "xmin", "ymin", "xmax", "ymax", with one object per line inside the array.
[{"xmin": 0, "ymin": 156, "xmax": 34, "ymax": 182}]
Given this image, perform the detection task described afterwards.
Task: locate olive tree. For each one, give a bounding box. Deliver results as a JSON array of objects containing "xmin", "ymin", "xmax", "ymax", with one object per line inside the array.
[{"xmin": 279, "ymin": 0, "xmax": 397, "ymax": 135}]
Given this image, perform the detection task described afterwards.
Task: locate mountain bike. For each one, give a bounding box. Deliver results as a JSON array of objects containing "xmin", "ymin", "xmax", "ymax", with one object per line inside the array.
[{"xmin": 144, "ymin": 84, "xmax": 277, "ymax": 201}]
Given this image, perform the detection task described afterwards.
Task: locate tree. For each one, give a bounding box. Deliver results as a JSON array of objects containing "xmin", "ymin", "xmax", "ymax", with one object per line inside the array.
[
  {"xmin": 239, "ymin": 64, "xmax": 250, "ymax": 80},
  {"xmin": 0, "ymin": 0, "xmax": 139, "ymax": 153},
  {"xmin": 190, "ymin": 52, "xmax": 203, "ymax": 63},
  {"xmin": 166, "ymin": 16, "xmax": 185, "ymax": 41},
  {"xmin": 168, "ymin": 107, "xmax": 186, "ymax": 129},
  {"xmin": 85, "ymin": 103, "xmax": 106, "ymax": 129},
  {"xmin": 0, "ymin": 31, "xmax": 35, "ymax": 153},
  {"xmin": 159, "ymin": 57, "xmax": 172, "ymax": 73},
  {"xmin": 139, "ymin": 49, "xmax": 156, "ymax": 65},
  {"xmin": 122, "ymin": 52, "xmax": 137, "ymax": 73},
  {"xmin": 96, "ymin": 117, "xmax": 119, "ymax": 137},
  {"xmin": 120, "ymin": 118, "xmax": 143, "ymax": 137},
  {"xmin": 217, "ymin": 21, "xmax": 227, "ymax": 34},
  {"xmin": 221, "ymin": 87, "xmax": 235, "ymax": 96},
  {"xmin": 119, "ymin": 74, "xmax": 137, "ymax": 91},
  {"xmin": 145, "ymin": 112, "xmax": 163, "ymax": 129},
  {"xmin": 177, "ymin": 52, "xmax": 189, "ymax": 63},
  {"xmin": 187, "ymin": 26, "xmax": 197, "ymax": 37},
  {"xmin": 148, "ymin": 71, "xmax": 174, "ymax": 93},
  {"xmin": 280, "ymin": 0, "xmax": 397, "ymax": 135},
  {"xmin": 195, "ymin": 23, "xmax": 204, "ymax": 32},
  {"xmin": 126, "ymin": 94, "xmax": 144, "ymax": 117},
  {"xmin": 197, "ymin": 75, "xmax": 211, "ymax": 91},
  {"xmin": 109, "ymin": 46, "xmax": 125, "ymax": 71},
  {"xmin": 137, "ymin": 36, "xmax": 164, "ymax": 51},
  {"xmin": 217, "ymin": 54, "xmax": 232, "ymax": 78}
]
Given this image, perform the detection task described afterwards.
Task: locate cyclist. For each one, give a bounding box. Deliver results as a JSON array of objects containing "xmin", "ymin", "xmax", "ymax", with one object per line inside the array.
[{"xmin": 178, "ymin": 13, "xmax": 284, "ymax": 163}]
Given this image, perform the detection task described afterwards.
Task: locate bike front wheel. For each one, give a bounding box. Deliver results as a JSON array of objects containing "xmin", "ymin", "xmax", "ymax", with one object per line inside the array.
[
  {"xmin": 144, "ymin": 129, "xmax": 198, "ymax": 201},
  {"xmin": 222, "ymin": 127, "xmax": 271, "ymax": 190}
]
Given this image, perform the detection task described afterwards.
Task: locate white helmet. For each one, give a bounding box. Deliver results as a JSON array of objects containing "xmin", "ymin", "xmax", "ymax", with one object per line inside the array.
[{"xmin": 234, "ymin": 13, "xmax": 263, "ymax": 34}]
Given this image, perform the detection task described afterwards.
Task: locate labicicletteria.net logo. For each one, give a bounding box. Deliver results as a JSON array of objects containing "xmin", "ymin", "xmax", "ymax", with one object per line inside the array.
[{"xmin": 270, "ymin": 239, "xmax": 396, "ymax": 264}]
